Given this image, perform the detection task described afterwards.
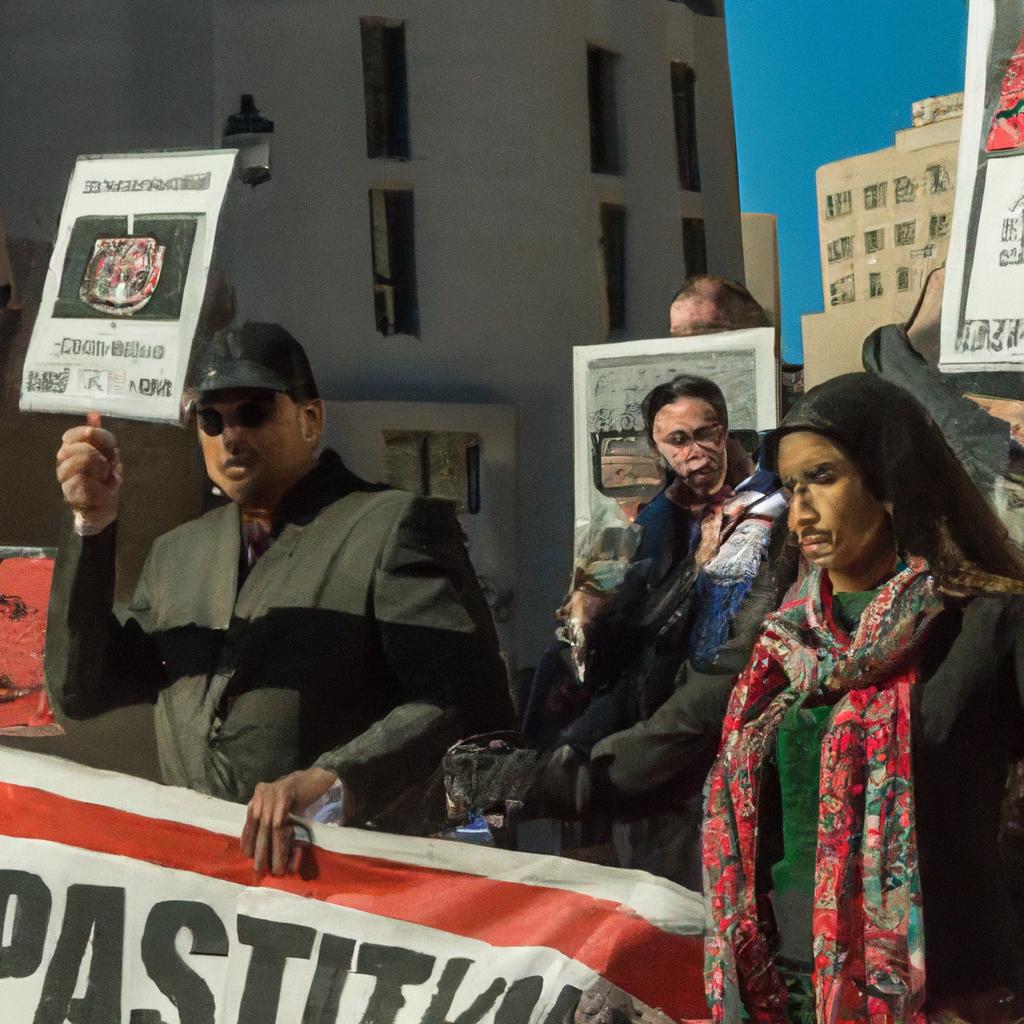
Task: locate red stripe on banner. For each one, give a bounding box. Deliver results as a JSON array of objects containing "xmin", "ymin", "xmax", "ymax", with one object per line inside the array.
[{"xmin": 0, "ymin": 782, "xmax": 709, "ymax": 1021}]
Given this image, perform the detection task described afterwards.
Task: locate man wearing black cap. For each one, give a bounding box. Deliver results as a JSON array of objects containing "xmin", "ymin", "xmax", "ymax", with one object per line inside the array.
[{"xmin": 48, "ymin": 321, "xmax": 512, "ymax": 874}]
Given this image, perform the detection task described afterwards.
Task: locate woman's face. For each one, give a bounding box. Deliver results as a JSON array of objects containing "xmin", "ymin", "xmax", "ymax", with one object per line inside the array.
[{"xmin": 778, "ymin": 431, "xmax": 896, "ymax": 592}]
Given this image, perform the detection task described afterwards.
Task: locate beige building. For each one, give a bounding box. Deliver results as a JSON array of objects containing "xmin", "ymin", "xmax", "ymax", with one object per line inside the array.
[
  {"xmin": 741, "ymin": 211, "xmax": 781, "ymax": 331},
  {"xmin": 801, "ymin": 92, "xmax": 962, "ymax": 386}
]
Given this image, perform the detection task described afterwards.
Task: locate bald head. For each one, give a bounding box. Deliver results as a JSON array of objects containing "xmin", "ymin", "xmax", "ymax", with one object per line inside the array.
[{"xmin": 669, "ymin": 274, "xmax": 769, "ymax": 337}]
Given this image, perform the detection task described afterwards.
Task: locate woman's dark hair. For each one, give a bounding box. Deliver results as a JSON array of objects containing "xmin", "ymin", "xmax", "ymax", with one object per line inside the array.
[
  {"xmin": 641, "ymin": 374, "xmax": 729, "ymax": 443},
  {"xmin": 763, "ymin": 373, "xmax": 1024, "ymax": 592}
]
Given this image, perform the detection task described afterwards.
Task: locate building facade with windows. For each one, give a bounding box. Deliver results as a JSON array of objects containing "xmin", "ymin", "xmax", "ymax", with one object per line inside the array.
[
  {"xmin": 2, "ymin": 0, "xmax": 746, "ymax": 678},
  {"xmin": 800, "ymin": 92, "xmax": 962, "ymax": 387}
]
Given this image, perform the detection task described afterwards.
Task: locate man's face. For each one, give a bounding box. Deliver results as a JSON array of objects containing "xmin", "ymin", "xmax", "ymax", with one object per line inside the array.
[
  {"xmin": 669, "ymin": 281, "xmax": 736, "ymax": 337},
  {"xmin": 196, "ymin": 388, "xmax": 323, "ymax": 512},
  {"xmin": 651, "ymin": 397, "xmax": 728, "ymax": 499}
]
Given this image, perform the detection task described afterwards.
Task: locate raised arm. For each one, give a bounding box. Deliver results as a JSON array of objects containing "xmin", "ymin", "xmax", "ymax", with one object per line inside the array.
[{"xmin": 46, "ymin": 413, "xmax": 166, "ymax": 719}]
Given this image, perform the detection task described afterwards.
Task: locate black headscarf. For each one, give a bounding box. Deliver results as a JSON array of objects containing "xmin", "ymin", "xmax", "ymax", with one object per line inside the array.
[{"xmin": 763, "ymin": 373, "xmax": 1024, "ymax": 593}]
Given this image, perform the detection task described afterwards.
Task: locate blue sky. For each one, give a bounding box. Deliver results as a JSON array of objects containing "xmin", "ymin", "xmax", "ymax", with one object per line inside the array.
[{"xmin": 724, "ymin": 1, "xmax": 969, "ymax": 363}]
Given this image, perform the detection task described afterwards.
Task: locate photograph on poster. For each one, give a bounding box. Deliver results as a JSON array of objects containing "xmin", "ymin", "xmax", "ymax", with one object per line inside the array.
[
  {"xmin": 53, "ymin": 214, "xmax": 198, "ymax": 320},
  {"xmin": 987, "ymin": 28, "xmax": 1024, "ymax": 152}
]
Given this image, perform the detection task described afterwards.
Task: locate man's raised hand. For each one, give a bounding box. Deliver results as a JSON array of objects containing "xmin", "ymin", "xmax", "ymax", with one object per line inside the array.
[{"xmin": 56, "ymin": 411, "xmax": 123, "ymax": 532}]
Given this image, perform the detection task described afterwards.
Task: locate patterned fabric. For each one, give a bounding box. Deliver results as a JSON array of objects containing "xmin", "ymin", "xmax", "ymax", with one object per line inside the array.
[
  {"xmin": 703, "ymin": 561, "xmax": 945, "ymax": 1024},
  {"xmin": 688, "ymin": 484, "xmax": 788, "ymax": 668}
]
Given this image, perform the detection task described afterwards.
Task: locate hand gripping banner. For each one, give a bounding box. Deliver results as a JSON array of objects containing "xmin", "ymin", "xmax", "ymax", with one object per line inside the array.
[{"xmin": 0, "ymin": 749, "xmax": 708, "ymax": 1023}]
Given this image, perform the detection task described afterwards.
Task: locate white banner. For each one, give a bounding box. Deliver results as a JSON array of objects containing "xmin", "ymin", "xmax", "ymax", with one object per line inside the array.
[
  {"xmin": 0, "ymin": 749, "xmax": 708, "ymax": 1023},
  {"xmin": 19, "ymin": 150, "xmax": 235, "ymax": 422}
]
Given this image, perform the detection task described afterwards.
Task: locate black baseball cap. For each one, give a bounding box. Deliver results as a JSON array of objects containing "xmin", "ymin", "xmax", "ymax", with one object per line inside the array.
[{"xmin": 188, "ymin": 322, "xmax": 319, "ymax": 400}]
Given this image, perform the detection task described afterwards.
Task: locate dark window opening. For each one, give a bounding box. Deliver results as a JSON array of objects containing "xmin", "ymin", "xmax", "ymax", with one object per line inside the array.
[
  {"xmin": 369, "ymin": 189, "xmax": 419, "ymax": 336},
  {"xmin": 588, "ymin": 46, "xmax": 621, "ymax": 174},
  {"xmin": 682, "ymin": 217, "xmax": 707, "ymax": 279},
  {"xmin": 600, "ymin": 204, "xmax": 627, "ymax": 333},
  {"xmin": 671, "ymin": 62, "xmax": 701, "ymax": 191},
  {"xmin": 361, "ymin": 18, "xmax": 410, "ymax": 160}
]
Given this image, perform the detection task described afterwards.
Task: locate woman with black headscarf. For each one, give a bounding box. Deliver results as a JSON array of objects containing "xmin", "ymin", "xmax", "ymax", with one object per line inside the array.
[{"xmin": 703, "ymin": 374, "xmax": 1024, "ymax": 1023}]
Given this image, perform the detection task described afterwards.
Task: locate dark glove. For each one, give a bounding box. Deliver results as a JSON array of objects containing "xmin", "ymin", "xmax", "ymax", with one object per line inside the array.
[{"xmin": 442, "ymin": 732, "xmax": 548, "ymax": 828}]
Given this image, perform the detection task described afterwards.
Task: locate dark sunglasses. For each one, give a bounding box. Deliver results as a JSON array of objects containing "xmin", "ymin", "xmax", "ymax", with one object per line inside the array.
[{"xmin": 196, "ymin": 399, "xmax": 276, "ymax": 437}]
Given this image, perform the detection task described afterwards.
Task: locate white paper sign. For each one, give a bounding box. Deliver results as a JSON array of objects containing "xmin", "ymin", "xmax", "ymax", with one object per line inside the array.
[
  {"xmin": 572, "ymin": 330, "xmax": 778, "ymax": 526},
  {"xmin": 20, "ymin": 150, "xmax": 236, "ymax": 422},
  {"xmin": 941, "ymin": 0, "xmax": 1024, "ymax": 369}
]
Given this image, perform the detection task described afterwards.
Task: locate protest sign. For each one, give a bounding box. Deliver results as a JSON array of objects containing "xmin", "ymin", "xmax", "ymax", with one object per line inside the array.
[
  {"xmin": 0, "ymin": 748, "xmax": 708, "ymax": 1023},
  {"xmin": 941, "ymin": 1, "xmax": 1024, "ymax": 369},
  {"xmin": 0, "ymin": 548, "xmax": 61, "ymax": 736},
  {"xmin": 572, "ymin": 330, "xmax": 777, "ymax": 527},
  {"xmin": 19, "ymin": 150, "xmax": 235, "ymax": 422}
]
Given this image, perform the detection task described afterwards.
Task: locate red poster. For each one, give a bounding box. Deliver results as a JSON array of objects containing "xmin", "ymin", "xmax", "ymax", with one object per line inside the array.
[
  {"xmin": 0, "ymin": 549, "xmax": 62, "ymax": 735},
  {"xmin": 987, "ymin": 30, "xmax": 1024, "ymax": 152}
]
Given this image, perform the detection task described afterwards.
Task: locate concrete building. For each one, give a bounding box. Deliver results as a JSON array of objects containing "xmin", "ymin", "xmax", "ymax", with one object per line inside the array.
[
  {"xmin": 801, "ymin": 92, "xmax": 962, "ymax": 387},
  {"xmin": 1, "ymin": 2, "xmax": 746, "ymax": 774},
  {"xmin": 741, "ymin": 211, "xmax": 781, "ymax": 330}
]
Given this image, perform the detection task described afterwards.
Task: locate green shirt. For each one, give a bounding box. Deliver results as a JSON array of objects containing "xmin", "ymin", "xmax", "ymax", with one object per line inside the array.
[{"xmin": 770, "ymin": 587, "xmax": 881, "ymax": 963}]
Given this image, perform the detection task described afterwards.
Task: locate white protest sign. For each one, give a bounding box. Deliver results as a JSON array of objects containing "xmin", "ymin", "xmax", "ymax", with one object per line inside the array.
[
  {"xmin": 20, "ymin": 150, "xmax": 236, "ymax": 422},
  {"xmin": 572, "ymin": 330, "xmax": 778, "ymax": 528},
  {"xmin": 941, "ymin": 0, "xmax": 1024, "ymax": 369}
]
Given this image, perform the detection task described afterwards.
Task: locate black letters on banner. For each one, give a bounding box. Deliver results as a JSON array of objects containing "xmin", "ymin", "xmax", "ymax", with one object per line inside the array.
[
  {"xmin": 421, "ymin": 957, "xmax": 507, "ymax": 1024},
  {"xmin": 301, "ymin": 934, "xmax": 355, "ymax": 1024},
  {"xmin": 0, "ymin": 870, "xmax": 52, "ymax": 979},
  {"xmin": 541, "ymin": 984, "xmax": 585, "ymax": 1024},
  {"xmin": 494, "ymin": 976, "xmax": 544, "ymax": 1024},
  {"xmin": 355, "ymin": 942, "xmax": 435, "ymax": 1024},
  {"xmin": 235, "ymin": 914, "xmax": 315, "ymax": 1024},
  {"xmin": 141, "ymin": 900, "xmax": 229, "ymax": 1024},
  {"xmin": 33, "ymin": 884, "xmax": 125, "ymax": 1024}
]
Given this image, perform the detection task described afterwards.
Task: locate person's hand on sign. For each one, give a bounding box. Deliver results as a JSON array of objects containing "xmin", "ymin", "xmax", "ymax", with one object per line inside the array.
[
  {"xmin": 56, "ymin": 411, "xmax": 122, "ymax": 533},
  {"xmin": 240, "ymin": 766, "xmax": 346, "ymax": 876}
]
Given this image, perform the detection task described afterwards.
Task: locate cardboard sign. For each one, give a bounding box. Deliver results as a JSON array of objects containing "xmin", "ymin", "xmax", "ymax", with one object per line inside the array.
[
  {"xmin": 20, "ymin": 150, "xmax": 235, "ymax": 422},
  {"xmin": 0, "ymin": 748, "xmax": 708, "ymax": 1023}
]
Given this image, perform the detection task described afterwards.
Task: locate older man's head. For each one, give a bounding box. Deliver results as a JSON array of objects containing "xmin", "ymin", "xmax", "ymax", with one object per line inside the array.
[{"xmin": 669, "ymin": 274, "xmax": 769, "ymax": 337}]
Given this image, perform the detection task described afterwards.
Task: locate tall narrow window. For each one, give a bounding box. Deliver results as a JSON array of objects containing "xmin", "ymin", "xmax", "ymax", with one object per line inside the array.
[
  {"xmin": 588, "ymin": 46, "xmax": 621, "ymax": 174},
  {"xmin": 600, "ymin": 204, "xmax": 626, "ymax": 332},
  {"xmin": 682, "ymin": 218, "xmax": 707, "ymax": 278},
  {"xmin": 825, "ymin": 191, "xmax": 852, "ymax": 218},
  {"xmin": 369, "ymin": 189, "xmax": 418, "ymax": 336},
  {"xmin": 361, "ymin": 18, "xmax": 410, "ymax": 159},
  {"xmin": 671, "ymin": 62, "xmax": 701, "ymax": 191}
]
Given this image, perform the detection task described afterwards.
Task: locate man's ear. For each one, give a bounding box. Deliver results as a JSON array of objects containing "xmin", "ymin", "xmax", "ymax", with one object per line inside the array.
[{"xmin": 299, "ymin": 400, "xmax": 325, "ymax": 446}]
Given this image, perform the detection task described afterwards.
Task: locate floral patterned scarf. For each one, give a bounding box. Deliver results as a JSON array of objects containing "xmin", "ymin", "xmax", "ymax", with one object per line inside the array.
[{"xmin": 703, "ymin": 560, "xmax": 945, "ymax": 1024}]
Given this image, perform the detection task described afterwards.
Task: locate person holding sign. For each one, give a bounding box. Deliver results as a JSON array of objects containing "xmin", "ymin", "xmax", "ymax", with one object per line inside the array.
[{"xmin": 46, "ymin": 321, "xmax": 512, "ymax": 875}]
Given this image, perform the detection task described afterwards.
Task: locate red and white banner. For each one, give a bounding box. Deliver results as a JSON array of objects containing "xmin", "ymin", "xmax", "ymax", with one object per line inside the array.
[{"xmin": 0, "ymin": 749, "xmax": 708, "ymax": 1023}]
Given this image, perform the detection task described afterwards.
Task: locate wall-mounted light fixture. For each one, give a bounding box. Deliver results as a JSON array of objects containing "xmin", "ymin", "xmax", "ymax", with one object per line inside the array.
[{"xmin": 223, "ymin": 94, "xmax": 274, "ymax": 188}]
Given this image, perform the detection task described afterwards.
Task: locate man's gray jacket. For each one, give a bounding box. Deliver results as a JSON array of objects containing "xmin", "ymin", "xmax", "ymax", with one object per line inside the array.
[{"xmin": 45, "ymin": 450, "xmax": 513, "ymax": 812}]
